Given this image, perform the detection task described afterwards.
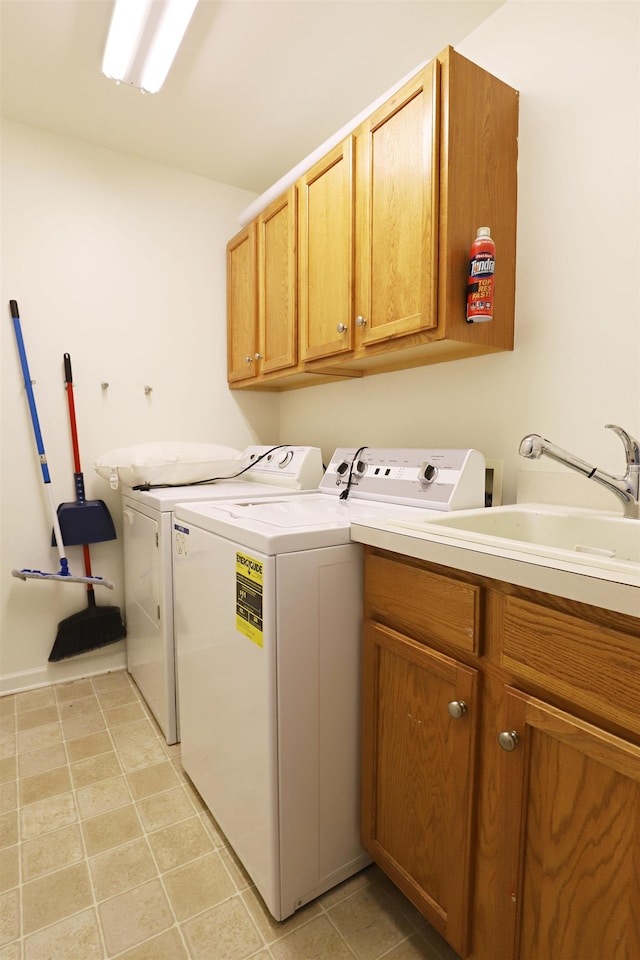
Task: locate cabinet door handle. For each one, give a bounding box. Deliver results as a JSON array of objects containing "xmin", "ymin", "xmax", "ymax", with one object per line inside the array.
[
  {"xmin": 355, "ymin": 315, "xmax": 368, "ymax": 327},
  {"xmin": 336, "ymin": 323, "xmax": 348, "ymax": 334},
  {"xmin": 244, "ymin": 356, "xmax": 253, "ymax": 364},
  {"xmin": 497, "ymin": 730, "xmax": 520, "ymax": 752},
  {"xmin": 254, "ymin": 353, "xmax": 263, "ymax": 360},
  {"xmin": 447, "ymin": 700, "xmax": 468, "ymax": 719}
]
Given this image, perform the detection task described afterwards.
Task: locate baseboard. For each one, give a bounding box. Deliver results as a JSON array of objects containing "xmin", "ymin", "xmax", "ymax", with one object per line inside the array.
[{"xmin": 0, "ymin": 643, "xmax": 127, "ymax": 697}]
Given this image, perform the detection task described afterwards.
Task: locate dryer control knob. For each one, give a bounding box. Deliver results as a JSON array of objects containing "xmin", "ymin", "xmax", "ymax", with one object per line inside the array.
[
  {"xmin": 419, "ymin": 462, "xmax": 439, "ymax": 485},
  {"xmin": 353, "ymin": 459, "xmax": 367, "ymax": 478},
  {"xmin": 278, "ymin": 450, "xmax": 294, "ymax": 468}
]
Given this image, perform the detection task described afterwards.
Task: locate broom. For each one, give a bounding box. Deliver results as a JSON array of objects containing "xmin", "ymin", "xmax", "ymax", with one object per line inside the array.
[{"xmin": 48, "ymin": 354, "xmax": 126, "ymax": 662}]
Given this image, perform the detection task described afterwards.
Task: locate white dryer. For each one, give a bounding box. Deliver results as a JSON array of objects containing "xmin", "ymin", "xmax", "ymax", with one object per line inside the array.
[
  {"xmin": 173, "ymin": 446, "xmax": 485, "ymax": 919},
  {"xmin": 121, "ymin": 445, "xmax": 323, "ymax": 744}
]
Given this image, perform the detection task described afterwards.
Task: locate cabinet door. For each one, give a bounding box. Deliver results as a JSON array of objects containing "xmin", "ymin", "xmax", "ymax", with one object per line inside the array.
[
  {"xmin": 355, "ymin": 60, "xmax": 439, "ymax": 346},
  {"xmin": 298, "ymin": 137, "xmax": 355, "ymax": 361},
  {"xmin": 362, "ymin": 620, "xmax": 478, "ymax": 957},
  {"xmin": 227, "ymin": 222, "xmax": 258, "ymax": 383},
  {"xmin": 257, "ymin": 186, "xmax": 297, "ymax": 375},
  {"xmin": 497, "ymin": 687, "xmax": 640, "ymax": 960}
]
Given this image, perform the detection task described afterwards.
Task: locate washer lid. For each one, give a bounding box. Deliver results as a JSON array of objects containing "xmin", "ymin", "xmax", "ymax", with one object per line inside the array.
[{"xmin": 174, "ymin": 494, "xmax": 444, "ymax": 554}]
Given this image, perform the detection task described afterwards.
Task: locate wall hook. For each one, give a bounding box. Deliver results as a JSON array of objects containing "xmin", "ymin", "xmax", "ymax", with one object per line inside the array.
[
  {"xmin": 101, "ymin": 382, "xmax": 109, "ymax": 391},
  {"xmin": 144, "ymin": 385, "xmax": 153, "ymax": 396}
]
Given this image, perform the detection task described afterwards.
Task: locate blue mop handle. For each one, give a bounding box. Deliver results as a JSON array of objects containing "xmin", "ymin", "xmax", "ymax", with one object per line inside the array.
[{"xmin": 9, "ymin": 300, "xmax": 51, "ymax": 485}]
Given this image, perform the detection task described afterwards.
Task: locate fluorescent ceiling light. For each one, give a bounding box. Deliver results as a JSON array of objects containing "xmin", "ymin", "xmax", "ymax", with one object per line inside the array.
[{"xmin": 102, "ymin": 0, "xmax": 198, "ymax": 94}]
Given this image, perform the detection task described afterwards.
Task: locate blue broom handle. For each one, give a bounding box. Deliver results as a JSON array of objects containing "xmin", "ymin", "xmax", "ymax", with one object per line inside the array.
[{"xmin": 9, "ymin": 300, "xmax": 51, "ymax": 485}]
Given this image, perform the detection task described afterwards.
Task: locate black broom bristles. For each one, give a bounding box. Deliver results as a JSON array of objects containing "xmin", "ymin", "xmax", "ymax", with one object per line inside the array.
[{"xmin": 48, "ymin": 588, "xmax": 126, "ymax": 662}]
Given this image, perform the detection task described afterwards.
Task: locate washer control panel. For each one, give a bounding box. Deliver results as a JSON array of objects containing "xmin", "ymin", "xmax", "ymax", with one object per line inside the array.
[
  {"xmin": 320, "ymin": 447, "xmax": 486, "ymax": 511},
  {"xmin": 242, "ymin": 445, "xmax": 323, "ymax": 489}
]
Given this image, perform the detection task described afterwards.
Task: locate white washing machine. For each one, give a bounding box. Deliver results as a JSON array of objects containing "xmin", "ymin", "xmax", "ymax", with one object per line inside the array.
[
  {"xmin": 173, "ymin": 446, "xmax": 485, "ymax": 919},
  {"xmin": 121, "ymin": 445, "xmax": 323, "ymax": 744}
]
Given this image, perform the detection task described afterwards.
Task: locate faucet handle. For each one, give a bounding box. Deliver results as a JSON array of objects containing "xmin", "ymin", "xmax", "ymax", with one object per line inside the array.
[{"xmin": 605, "ymin": 424, "xmax": 640, "ymax": 465}]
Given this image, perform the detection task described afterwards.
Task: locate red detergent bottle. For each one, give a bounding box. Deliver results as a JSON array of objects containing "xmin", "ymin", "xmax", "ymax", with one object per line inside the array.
[{"xmin": 466, "ymin": 226, "xmax": 495, "ymax": 323}]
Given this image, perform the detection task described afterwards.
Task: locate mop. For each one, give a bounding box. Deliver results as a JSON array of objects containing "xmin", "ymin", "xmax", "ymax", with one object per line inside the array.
[{"xmin": 9, "ymin": 299, "xmax": 112, "ymax": 588}]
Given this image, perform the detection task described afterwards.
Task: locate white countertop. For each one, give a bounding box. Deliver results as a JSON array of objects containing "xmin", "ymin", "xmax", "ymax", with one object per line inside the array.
[{"xmin": 351, "ymin": 515, "xmax": 640, "ymax": 619}]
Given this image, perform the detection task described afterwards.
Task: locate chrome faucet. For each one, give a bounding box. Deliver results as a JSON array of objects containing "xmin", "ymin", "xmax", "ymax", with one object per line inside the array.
[{"xmin": 519, "ymin": 424, "xmax": 640, "ymax": 519}]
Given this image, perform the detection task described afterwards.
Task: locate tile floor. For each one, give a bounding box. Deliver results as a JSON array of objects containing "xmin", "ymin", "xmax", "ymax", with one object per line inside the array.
[{"xmin": 1, "ymin": 670, "xmax": 461, "ymax": 960}]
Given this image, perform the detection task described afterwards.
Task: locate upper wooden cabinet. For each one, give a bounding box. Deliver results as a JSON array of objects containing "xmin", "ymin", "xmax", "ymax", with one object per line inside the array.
[
  {"xmin": 227, "ymin": 221, "xmax": 258, "ymax": 384},
  {"xmin": 257, "ymin": 187, "xmax": 298, "ymax": 376},
  {"xmin": 228, "ymin": 46, "xmax": 519, "ymax": 390},
  {"xmin": 353, "ymin": 60, "xmax": 439, "ymax": 348}
]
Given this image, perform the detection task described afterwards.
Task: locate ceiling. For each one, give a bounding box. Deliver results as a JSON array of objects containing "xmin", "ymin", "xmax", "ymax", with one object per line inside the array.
[{"xmin": 0, "ymin": 0, "xmax": 504, "ymax": 196}]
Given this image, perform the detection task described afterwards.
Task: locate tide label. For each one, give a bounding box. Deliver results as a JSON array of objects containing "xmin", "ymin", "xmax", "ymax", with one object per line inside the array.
[{"xmin": 235, "ymin": 552, "xmax": 263, "ymax": 647}]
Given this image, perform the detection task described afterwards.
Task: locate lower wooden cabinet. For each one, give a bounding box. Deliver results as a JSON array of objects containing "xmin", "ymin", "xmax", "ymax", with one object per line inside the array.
[
  {"xmin": 361, "ymin": 546, "xmax": 640, "ymax": 960},
  {"xmin": 361, "ymin": 621, "xmax": 478, "ymax": 957},
  {"xmin": 497, "ymin": 687, "xmax": 640, "ymax": 960}
]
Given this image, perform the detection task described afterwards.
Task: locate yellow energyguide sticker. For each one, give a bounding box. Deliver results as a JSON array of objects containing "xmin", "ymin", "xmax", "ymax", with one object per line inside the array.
[{"xmin": 235, "ymin": 552, "xmax": 264, "ymax": 647}]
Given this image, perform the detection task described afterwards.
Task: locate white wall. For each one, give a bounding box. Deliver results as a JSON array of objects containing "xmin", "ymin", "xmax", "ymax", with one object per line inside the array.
[
  {"xmin": 0, "ymin": 124, "xmax": 278, "ymax": 692},
  {"xmin": 279, "ymin": 0, "xmax": 640, "ymax": 508},
  {"xmin": 1, "ymin": 0, "xmax": 638, "ymax": 693}
]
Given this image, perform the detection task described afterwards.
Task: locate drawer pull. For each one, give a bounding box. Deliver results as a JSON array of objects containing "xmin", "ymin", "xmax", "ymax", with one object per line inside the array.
[
  {"xmin": 447, "ymin": 700, "xmax": 468, "ymax": 720},
  {"xmin": 497, "ymin": 730, "xmax": 520, "ymax": 752},
  {"xmin": 336, "ymin": 323, "xmax": 348, "ymax": 334}
]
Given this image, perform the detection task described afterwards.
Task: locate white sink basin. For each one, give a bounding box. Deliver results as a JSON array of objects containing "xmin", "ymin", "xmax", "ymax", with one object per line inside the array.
[{"xmin": 392, "ymin": 504, "xmax": 640, "ymax": 572}]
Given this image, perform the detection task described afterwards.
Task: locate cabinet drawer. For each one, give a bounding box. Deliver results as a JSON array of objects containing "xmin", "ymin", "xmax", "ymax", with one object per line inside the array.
[
  {"xmin": 364, "ymin": 551, "xmax": 480, "ymax": 654},
  {"xmin": 500, "ymin": 596, "xmax": 640, "ymax": 734}
]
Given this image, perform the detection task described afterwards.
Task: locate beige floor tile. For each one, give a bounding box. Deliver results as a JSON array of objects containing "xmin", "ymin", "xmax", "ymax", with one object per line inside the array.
[
  {"xmin": 0, "ymin": 697, "xmax": 16, "ymax": 717},
  {"xmin": 219, "ymin": 842, "xmax": 254, "ymax": 892},
  {"xmin": 19, "ymin": 792, "xmax": 76, "ymax": 841},
  {"xmin": 103, "ymin": 701, "xmax": 147, "ymax": 727},
  {"xmin": 17, "ymin": 721, "xmax": 62, "ymax": 754},
  {"xmin": 21, "ymin": 823, "xmax": 84, "ymax": 881},
  {"xmin": 0, "ymin": 716, "xmax": 15, "ymax": 737},
  {"xmin": 242, "ymin": 885, "xmax": 320, "ymax": 944},
  {"xmin": 55, "ymin": 679, "xmax": 94, "ymax": 701},
  {"xmin": 383, "ymin": 932, "xmax": 444, "ymax": 960},
  {"xmin": 89, "ymin": 837, "xmax": 157, "ymax": 901},
  {"xmin": 95, "ymin": 686, "xmax": 139, "ymax": 711},
  {"xmin": 0, "ymin": 939, "xmax": 20, "ymax": 960},
  {"xmin": 126, "ymin": 760, "xmax": 180, "ymax": 800},
  {"xmin": 164, "ymin": 851, "xmax": 236, "ymax": 921},
  {"xmin": 136, "ymin": 785, "xmax": 195, "ymax": 831},
  {"xmin": 270, "ymin": 914, "xmax": 354, "ymax": 960},
  {"xmin": 99, "ymin": 878, "xmax": 174, "ymax": 955},
  {"xmin": 110, "ymin": 719, "xmax": 160, "ymax": 748},
  {"xmin": 147, "ymin": 815, "xmax": 214, "ymax": 872},
  {"xmin": 66, "ymin": 729, "xmax": 113, "ymax": 762},
  {"xmin": 0, "ymin": 846, "xmax": 19, "ymax": 892},
  {"xmin": 327, "ymin": 883, "xmax": 415, "ymax": 959},
  {"xmin": 117, "ymin": 927, "xmax": 189, "ymax": 960},
  {"xmin": 181, "ymin": 896, "xmax": 263, "ymax": 960},
  {"xmin": 62, "ymin": 712, "xmax": 106, "ymax": 741},
  {"xmin": 82, "ymin": 803, "xmax": 143, "ymax": 857},
  {"xmin": 0, "ymin": 781, "xmax": 16, "ymax": 814},
  {"xmin": 70, "ymin": 750, "xmax": 121, "ymax": 788},
  {"xmin": 76, "ymin": 774, "xmax": 131, "ymax": 819},
  {"xmin": 15, "ymin": 687, "xmax": 55, "ymax": 713},
  {"xmin": 16, "ymin": 705, "xmax": 59, "ymax": 732},
  {"xmin": 0, "ymin": 730, "xmax": 16, "ymax": 761},
  {"xmin": 19, "ymin": 764, "xmax": 72, "ymax": 806},
  {"xmin": 0, "ymin": 756, "xmax": 17, "ymax": 784},
  {"xmin": 319, "ymin": 865, "xmax": 379, "ymax": 909},
  {"xmin": 23, "ymin": 906, "xmax": 103, "ymax": 960},
  {"xmin": 117, "ymin": 738, "xmax": 168, "ymax": 773},
  {"xmin": 0, "ymin": 811, "xmax": 18, "ymax": 848},
  {"xmin": 57, "ymin": 695, "xmax": 102, "ymax": 724},
  {"xmin": 17, "ymin": 741, "xmax": 67, "ymax": 778},
  {"xmin": 22, "ymin": 861, "xmax": 93, "ymax": 934},
  {"xmin": 0, "ymin": 888, "xmax": 20, "ymax": 945}
]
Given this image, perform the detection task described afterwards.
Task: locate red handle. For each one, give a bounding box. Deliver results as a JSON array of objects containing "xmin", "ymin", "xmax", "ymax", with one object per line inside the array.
[{"xmin": 63, "ymin": 353, "xmax": 82, "ymax": 474}]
